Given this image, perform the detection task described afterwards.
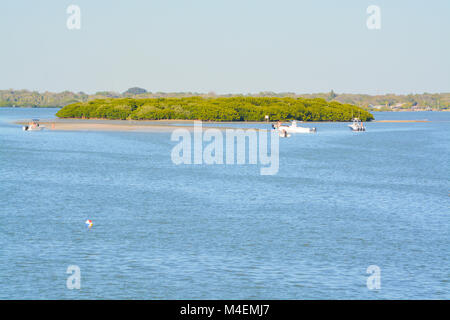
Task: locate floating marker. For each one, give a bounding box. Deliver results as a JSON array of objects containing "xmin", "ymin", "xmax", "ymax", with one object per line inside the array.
[{"xmin": 85, "ymin": 219, "xmax": 93, "ymax": 229}]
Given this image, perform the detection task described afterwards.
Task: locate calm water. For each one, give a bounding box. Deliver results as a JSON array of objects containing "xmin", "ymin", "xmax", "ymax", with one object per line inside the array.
[{"xmin": 0, "ymin": 108, "xmax": 449, "ymax": 299}]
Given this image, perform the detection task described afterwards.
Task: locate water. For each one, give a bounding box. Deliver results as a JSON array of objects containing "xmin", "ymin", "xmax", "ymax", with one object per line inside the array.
[{"xmin": 0, "ymin": 108, "xmax": 449, "ymax": 299}]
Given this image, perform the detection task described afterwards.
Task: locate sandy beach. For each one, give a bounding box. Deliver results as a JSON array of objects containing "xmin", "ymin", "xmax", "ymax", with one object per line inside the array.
[
  {"xmin": 14, "ymin": 119, "xmax": 264, "ymax": 132},
  {"xmin": 373, "ymin": 120, "xmax": 431, "ymax": 123},
  {"xmin": 14, "ymin": 118, "xmax": 432, "ymax": 132}
]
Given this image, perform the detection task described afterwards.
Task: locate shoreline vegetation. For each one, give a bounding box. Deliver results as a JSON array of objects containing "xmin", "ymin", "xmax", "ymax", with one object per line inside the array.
[
  {"xmin": 55, "ymin": 97, "xmax": 374, "ymax": 122},
  {"xmin": 1, "ymin": 88, "xmax": 450, "ymax": 111}
]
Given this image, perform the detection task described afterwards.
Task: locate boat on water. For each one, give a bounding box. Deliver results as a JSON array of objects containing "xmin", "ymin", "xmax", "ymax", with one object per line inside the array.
[
  {"xmin": 23, "ymin": 119, "xmax": 44, "ymax": 131},
  {"xmin": 273, "ymin": 120, "xmax": 317, "ymax": 134},
  {"xmin": 348, "ymin": 118, "xmax": 365, "ymax": 131}
]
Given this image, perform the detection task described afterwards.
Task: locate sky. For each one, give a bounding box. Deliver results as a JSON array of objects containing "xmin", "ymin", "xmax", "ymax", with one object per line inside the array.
[{"xmin": 0, "ymin": 0, "xmax": 449, "ymax": 95}]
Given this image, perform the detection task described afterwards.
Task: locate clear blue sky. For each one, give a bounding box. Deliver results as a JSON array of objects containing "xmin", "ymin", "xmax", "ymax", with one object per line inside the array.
[{"xmin": 0, "ymin": 0, "xmax": 448, "ymax": 94}]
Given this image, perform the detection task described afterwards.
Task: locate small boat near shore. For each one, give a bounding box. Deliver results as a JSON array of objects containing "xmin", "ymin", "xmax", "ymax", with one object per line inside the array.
[
  {"xmin": 273, "ymin": 120, "xmax": 317, "ymax": 134},
  {"xmin": 348, "ymin": 118, "xmax": 365, "ymax": 131},
  {"xmin": 23, "ymin": 119, "xmax": 44, "ymax": 131}
]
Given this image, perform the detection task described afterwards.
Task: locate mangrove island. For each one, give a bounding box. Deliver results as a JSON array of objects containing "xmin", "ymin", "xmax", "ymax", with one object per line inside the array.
[{"xmin": 56, "ymin": 97, "xmax": 374, "ymax": 122}]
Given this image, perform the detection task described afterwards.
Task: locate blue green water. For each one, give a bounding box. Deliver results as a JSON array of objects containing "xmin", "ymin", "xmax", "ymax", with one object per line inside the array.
[{"xmin": 0, "ymin": 108, "xmax": 449, "ymax": 299}]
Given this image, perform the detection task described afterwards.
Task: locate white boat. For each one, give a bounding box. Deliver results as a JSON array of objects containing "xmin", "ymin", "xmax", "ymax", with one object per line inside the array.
[
  {"xmin": 23, "ymin": 119, "xmax": 44, "ymax": 131},
  {"xmin": 348, "ymin": 118, "xmax": 365, "ymax": 131},
  {"xmin": 275, "ymin": 120, "xmax": 317, "ymax": 134}
]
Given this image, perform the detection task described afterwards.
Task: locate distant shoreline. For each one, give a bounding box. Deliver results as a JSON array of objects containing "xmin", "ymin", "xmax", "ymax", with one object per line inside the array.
[{"xmin": 2, "ymin": 89, "xmax": 449, "ymax": 112}]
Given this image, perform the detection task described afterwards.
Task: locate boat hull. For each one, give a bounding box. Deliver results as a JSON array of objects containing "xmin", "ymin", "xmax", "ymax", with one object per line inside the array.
[
  {"xmin": 279, "ymin": 126, "xmax": 316, "ymax": 134},
  {"xmin": 348, "ymin": 125, "xmax": 365, "ymax": 131},
  {"xmin": 23, "ymin": 126, "xmax": 44, "ymax": 131}
]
